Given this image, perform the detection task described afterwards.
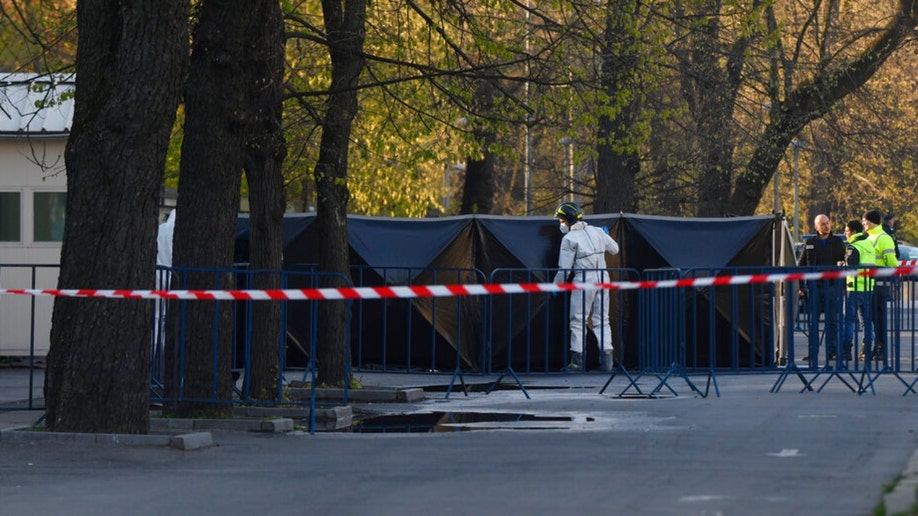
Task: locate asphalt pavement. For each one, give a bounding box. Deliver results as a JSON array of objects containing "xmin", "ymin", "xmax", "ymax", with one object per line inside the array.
[{"xmin": 3, "ymin": 366, "xmax": 918, "ymax": 515}]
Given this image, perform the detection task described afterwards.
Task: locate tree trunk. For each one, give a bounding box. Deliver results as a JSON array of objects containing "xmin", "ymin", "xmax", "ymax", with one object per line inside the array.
[
  {"xmin": 314, "ymin": 0, "xmax": 367, "ymax": 387},
  {"xmin": 167, "ymin": 0, "xmax": 257, "ymax": 417},
  {"xmin": 595, "ymin": 123, "xmax": 639, "ymax": 214},
  {"xmin": 593, "ymin": 0, "xmax": 640, "ymax": 214},
  {"xmin": 672, "ymin": 0, "xmax": 753, "ymax": 217},
  {"xmin": 460, "ymin": 81, "xmax": 497, "ymax": 215},
  {"xmin": 460, "ymin": 152, "xmax": 495, "ymax": 214},
  {"xmin": 242, "ymin": 0, "xmax": 287, "ymax": 401},
  {"xmin": 45, "ymin": 0, "xmax": 188, "ymax": 433}
]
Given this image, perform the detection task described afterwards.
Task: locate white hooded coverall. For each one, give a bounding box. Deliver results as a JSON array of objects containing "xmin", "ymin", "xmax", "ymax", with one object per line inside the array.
[
  {"xmin": 553, "ymin": 221, "xmax": 620, "ymax": 354},
  {"xmin": 154, "ymin": 209, "xmax": 176, "ymax": 354}
]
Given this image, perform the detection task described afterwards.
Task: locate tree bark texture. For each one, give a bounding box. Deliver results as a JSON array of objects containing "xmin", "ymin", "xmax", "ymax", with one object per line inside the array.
[
  {"xmin": 673, "ymin": 0, "xmax": 752, "ymax": 217},
  {"xmin": 242, "ymin": 0, "xmax": 287, "ymax": 401},
  {"xmin": 460, "ymin": 152, "xmax": 496, "ymax": 215},
  {"xmin": 315, "ymin": 0, "xmax": 367, "ymax": 387},
  {"xmin": 167, "ymin": 0, "xmax": 264, "ymax": 417},
  {"xmin": 593, "ymin": 0, "xmax": 639, "ymax": 214},
  {"xmin": 460, "ymin": 81, "xmax": 497, "ymax": 214},
  {"xmin": 45, "ymin": 0, "xmax": 188, "ymax": 433}
]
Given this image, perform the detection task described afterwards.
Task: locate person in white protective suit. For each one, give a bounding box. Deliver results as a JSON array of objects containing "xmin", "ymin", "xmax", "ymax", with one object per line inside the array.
[
  {"xmin": 156, "ymin": 209, "xmax": 176, "ymax": 273},
  {"xmin": 153, "ymin": 210, "xmax": 176, "ymax": 362},
  {"xmin": 553, "ymin": 202, "xmax": 620, "ymax": 371}
]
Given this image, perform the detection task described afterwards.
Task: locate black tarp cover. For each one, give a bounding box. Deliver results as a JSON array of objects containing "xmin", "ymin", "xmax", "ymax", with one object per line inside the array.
[{"xmin": 235, "ymin": 213, "xmax": 793, "ymax": 371}]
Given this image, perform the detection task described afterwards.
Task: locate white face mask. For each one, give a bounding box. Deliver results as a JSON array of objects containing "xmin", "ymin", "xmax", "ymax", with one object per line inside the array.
[{"xmin": 559, "ymin": 222, "xmax": 569, "ymax": 235}]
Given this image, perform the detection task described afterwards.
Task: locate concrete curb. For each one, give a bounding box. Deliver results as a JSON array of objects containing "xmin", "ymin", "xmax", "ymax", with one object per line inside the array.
[
  {"xmin": 286, "ymin": 386, "xmax": 426, "ymax": 403},
  {"xmin": 232, "ymin": 406, "xmax": 353, "ymax": 430},
  {"xmin": 151, "ymin": 417, "xmax": 295, "ymax": 434},
  {"xmin": 0, "ymin": 425, "xmax": 214, "ymax": 450},
  {"xmin": 169, "ymin": 432, "xmax": 215, "ymax": 450},
  {"xmin": 0, "ymin": 414, "xmax": 306, "ymax": 449},
  {"xmin": 884, "ymin": 447, "xmax": 918, "ymax": 514}
]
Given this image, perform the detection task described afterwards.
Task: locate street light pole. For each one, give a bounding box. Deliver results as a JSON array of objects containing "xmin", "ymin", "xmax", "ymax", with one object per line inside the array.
[
  {"xmin": 559, "ymin": 136, "xmax": 575, "ymax": 203},
  {"xmin": 567, "ymin": 140, "xmax": 574, "ymax": 203},
  {"xmin": 791, "ymin": 139, "xmax": 802, "ymax": 243},
  {"xmin": 525, "ymin": 121, "xmax": 532, "ymax": 215},
  {"xmin": 523, "ymin": 0, "xmax": 532, "ymax": 215}
]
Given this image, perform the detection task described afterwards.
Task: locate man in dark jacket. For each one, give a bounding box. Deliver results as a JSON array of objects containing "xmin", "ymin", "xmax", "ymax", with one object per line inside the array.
[
  {"xmin": 883, "ymin": 213, "xmax": 899, "ymax": 260},
  {"xmin": 797, "ymin": 214, "xmax": 847, "ymax": 365}
]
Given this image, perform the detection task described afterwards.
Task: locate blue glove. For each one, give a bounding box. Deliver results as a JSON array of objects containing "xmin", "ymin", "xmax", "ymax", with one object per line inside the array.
[{"xmin": 601, "ymin": 225, "xmax": 609, "ymax": 235}]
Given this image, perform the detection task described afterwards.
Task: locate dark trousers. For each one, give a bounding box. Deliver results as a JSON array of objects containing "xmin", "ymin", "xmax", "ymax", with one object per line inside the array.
[
  {"xmin": 872, "ymin": 283, "xmax": 889, "ymax": 349},
  {"xmin": 805, "ymin": 281, "xmax": 841, "ymax": 358}
]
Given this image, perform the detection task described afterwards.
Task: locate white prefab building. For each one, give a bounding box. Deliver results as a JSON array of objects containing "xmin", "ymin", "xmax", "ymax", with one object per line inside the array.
[{"xmin": 0, "ymin": 73, "xmax": 73, "ymax": 357}]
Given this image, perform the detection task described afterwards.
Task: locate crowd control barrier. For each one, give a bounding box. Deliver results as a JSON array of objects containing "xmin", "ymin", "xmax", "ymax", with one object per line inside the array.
[
  {"xmin": 151, "ymin": 265, "xmax": 352, "ymax": 433},
  {"xmin": 7, "ymin": 262, "xmax": 918, "ymax": 424},
  {"xmin": 349, "ymin": 265, "xmax": 487, "ymax": 375},
  {"xmin": 0, "ymin": 263, "xmax": 58, "ymax": 412}
]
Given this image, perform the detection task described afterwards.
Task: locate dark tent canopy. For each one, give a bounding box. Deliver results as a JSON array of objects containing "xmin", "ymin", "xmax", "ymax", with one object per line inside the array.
[{"xmin": 235, "ymin": 213, "xmax": 793, "ymax": 372}]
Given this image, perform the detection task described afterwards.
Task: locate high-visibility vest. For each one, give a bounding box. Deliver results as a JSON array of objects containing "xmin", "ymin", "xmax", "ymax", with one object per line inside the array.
[
  {"xmin": 867, "ymin": 225, "xmax": 898, "ymax": 267},
  {"xmin": 846, "ymin": 233, "xmax": 875, "ymax": 292}
]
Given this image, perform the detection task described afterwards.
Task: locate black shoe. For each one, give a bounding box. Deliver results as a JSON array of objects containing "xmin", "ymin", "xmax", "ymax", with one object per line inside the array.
[
  {"xmin": 564, "ymin": 351, "xmax": 583, "ymax": 372},
  {"xmin": 801, "ymin": 355, "xmax": 809, "ymax": 361}
]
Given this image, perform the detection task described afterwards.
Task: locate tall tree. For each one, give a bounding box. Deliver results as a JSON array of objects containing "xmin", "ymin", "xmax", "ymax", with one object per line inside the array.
[
  {"xmin": 460, "ymin": 81, "xmax": 498, "ymax": 214},
  {"xmin": 671, "ymin": 0, "xmax": 761, "ymax": 217},
  {"xmin": 314, "ymin": 0, "xmax": 367, "ymax": 387},
  {"xmin": 167, "ymin": 0, "xmax": 269, "ymax": 417},
  {"xmin": 594, "ymin": 0, "xmax": 644, "ymax": 214},
  {"xmin": 242, "ymin": 0, "xmax": 287, "ymax": 401},
  {"xmin": 45, "ymin": 0, "xmax": 188, "ymax": 433}
]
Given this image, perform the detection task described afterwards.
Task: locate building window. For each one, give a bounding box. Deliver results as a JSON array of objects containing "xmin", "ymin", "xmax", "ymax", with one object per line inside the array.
[
  {"xmin": 0, "ymin": 192, "xmax": 21, "ymax": 242},
  {"xmin": 34, "ymin": 192, "xmax": 66, "ymax": 242}
]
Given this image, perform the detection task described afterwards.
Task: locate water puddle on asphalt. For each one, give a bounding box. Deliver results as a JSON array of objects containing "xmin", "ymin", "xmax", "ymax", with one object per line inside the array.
[{"xmin": 343, "ymin": 411, "xmax": 595, "ymax": 433}]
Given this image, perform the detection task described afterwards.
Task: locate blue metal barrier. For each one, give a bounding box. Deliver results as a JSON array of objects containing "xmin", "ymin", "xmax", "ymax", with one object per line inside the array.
[
  {"xmin": 484, "ymin": 267, "xmax": 643, "ymax": 398},
  {"xmin": 622, "ymin": 268, "xmax": 711, "ymax": 397},
  {"xmin": 900, "ymin": 276, "xmax": 918, "ymax": 377},
  {"xmin": 135, "ymin": 265, "xmax": 918, "ymax": 399},
  {"xmin": 484, "ymin": 267, "xmax": 555, "ymax": 398},
  {"xmin": 683, "ymin": 267, "xmax": 780, "ymax": 372},
  {"xmin": 487, "ymin": 267, "xmax": 639, "ymax": 375},
  {"xmin": 769, "ymin": 266, "xmax": 918, "ymax": 394},
  {"xmin": 349, "ymin": 266, "xmax": 487, "ymax": 378},
  {"xmin": 153, "ymin": 265, "xmax": 350, "ymax": 434},
  {"xmin": 0, "ymin": 263, "xmax": 58, "ymax": 412},
  {"xmin": 10, "ymin": 261, "xmax": 918, "ymax": 421}
]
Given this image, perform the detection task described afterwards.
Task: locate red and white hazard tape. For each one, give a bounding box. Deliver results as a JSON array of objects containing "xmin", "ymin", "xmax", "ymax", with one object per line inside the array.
[{"xmin": 2, "ymin": 266, "xmax": 918, "ymax": 301}]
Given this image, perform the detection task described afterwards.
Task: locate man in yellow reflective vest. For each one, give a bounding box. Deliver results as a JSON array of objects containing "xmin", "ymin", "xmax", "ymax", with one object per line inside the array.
[
  {"xmin": 842, "ymin": 220, "xmax": 875, "ymax": 364},
  {"xmin": 862, "ymin": 210, "xmax": 898, "ymax": 362}
]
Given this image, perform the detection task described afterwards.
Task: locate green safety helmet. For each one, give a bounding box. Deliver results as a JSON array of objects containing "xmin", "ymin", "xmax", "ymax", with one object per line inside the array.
[{"xmin": 555, "ymin": 202, "xmax": 583, "ymax": 225}]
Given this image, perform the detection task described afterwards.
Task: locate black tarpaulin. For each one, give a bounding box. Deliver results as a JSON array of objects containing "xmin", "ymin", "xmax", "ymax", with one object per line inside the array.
[
  {"xmin": 348, "ymin": 216, "xmax": 471, "ymax": 284},
  {"xmin": 235, "ymin": 213, "xmax": 792, "ymax": 371},
  {"xmin": 626, "ymin": 215, "xmax": 773, "ymax": 269},
  {"xmin": 475, "ymin": 216, "xmax": 559, "ymax": 276}
]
